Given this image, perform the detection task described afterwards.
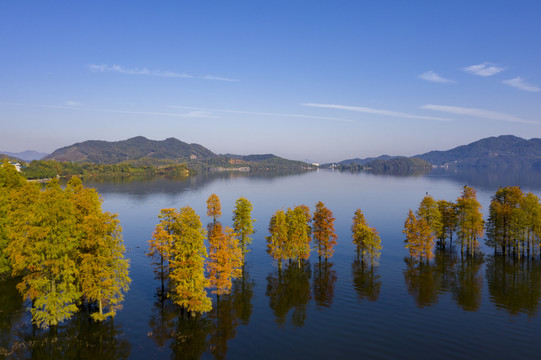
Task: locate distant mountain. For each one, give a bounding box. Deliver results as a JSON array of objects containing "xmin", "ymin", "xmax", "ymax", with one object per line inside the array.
[
  {"xmin": 336, "ymin": 155, "xmax": 395, "ymax": 166},
  {"xmin": 44, "ymin": 136, "xmax": 216, "ymax": 164},
  {"xmin": 0, "ymin": 150, "xmax": 48, "ymax": 161},
  {"xmin": 416, "ymin": 135, "xmax": 541, "ymax": 169}
]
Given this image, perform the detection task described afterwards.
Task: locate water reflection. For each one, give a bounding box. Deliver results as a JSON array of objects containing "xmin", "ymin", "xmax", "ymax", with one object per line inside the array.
[
  {"xmin": 313, "ymin": 261, "xmax": 337, "ymax": 309},
  {"xmin": 486, "ymin": 256, "xmax": 541, "ymax": 317},
  {"xmin": 351, "ymin": 260, "xmax": 381, "ymax": 302},
  {"xmin": 266, "ymin": 261, "xmax": 312, "ymax": 327},
  {"xmin": 0, "ymin": 278, "xmax": 131, "ymax": 359},
  {"xmin": 428, "ymin": 167, "xmax": 541, "ymax": 190},
  {"xmin": 403, "ymin": 251, "xmax": 485, "ymax": 310}
]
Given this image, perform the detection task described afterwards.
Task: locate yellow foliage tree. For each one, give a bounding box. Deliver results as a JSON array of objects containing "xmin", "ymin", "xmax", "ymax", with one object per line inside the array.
[{"xmin": 207, "ymin": 194, "xmax": 222, "ymax": 224}]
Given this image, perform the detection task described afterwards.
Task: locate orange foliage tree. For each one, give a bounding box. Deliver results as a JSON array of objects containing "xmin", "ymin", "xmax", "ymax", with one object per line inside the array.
[
  {"xmin": 207, "ymin": 222, "xmax": 243, "ymax": 296},
  {"xmin": 312, "ymin": 201, "xmax": 337, "ymax": 260},
  {"xmin": 207, "ymin": 194, "xmax": 222, "ymax": 224}
]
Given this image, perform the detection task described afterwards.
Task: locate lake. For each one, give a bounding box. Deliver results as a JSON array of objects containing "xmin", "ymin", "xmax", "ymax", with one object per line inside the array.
[{"xmin": 2, "ymin": 168, "xmax": 541, "ymax": 359}]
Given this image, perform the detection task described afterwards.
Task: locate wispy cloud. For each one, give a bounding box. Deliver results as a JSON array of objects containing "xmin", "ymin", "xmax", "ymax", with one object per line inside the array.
[
  {"xmin": 418, "ymin": 71, "xmax": 455, "ymax": 84},
  {"xmin": 65, "ymin": 101, "xmax": 82, "ymax": 107},
  {"xmin": 502, "ymin": 77, "xmax": 540, "ymax": 92},
  {"xmin": 463, "ymin": 62, "xmax": 505, "ymax": 77},
  {"xmin": 88, "ymin": 64, "xmax": 193, "ymax": 78},
  {"xmin": 201, "ymin": 75, "xmax": 238, "ymax": 82},
  {"xmin": 88, "ymin": 64, "xmax": 237, "ymax": 81},
  {"xmin": 168, "ymin": 105, "xmax": 352, "ymax": 123},
  {"xmin": 301, "ymin": 103, "xmax": 451, "ymax": 122},
  {"xmin": 421, "ymin": 104, "xmax": 538, "ymax": 124}
]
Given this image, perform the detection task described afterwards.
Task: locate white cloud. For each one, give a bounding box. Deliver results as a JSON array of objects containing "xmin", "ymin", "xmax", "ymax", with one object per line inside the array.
[
  {"xmin": 88, "ymin": 64, "xmax": 239, "ymax": 82},
  {"xmin": 502, "ymin": 77, "xmax": 540, "ymax": 92},
  {"xmin": 301, "ymin": 103, "xmax": 451, "ymax": 122},
  {"xmin": 88, "ymin": 64, "xmax": 193, "ymax": 78},
  {"xmin": 65, "ymin": 101, "xmax": 82, "ymax": 107},
  {"xmin": 201, "ymin": 75, "xmax": 238, "ymax": 82},
  {"xmin": 418, "ymin": 71, "xmax": 455, "ymax": 84},
  {"xmin": 169, "ymin": 105, "xmax": 353, "ymax": 123},
  {"xmin": 463, "ymin": 62, "xmax": 504, "ymax": 76},
  {"xmin": 421, "ymin": 104, "xmax": 538, "ymax": 124}
]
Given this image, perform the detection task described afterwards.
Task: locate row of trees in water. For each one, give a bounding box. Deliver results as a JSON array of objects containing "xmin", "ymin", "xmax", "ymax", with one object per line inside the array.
[
  {"xmin": 149, "ymin": 194, "xmax": 383, "ymax": 315},
  {"xmin": 404, "ymin": 185, "xmax": 541, "ymax": 262},
  {"xmin": 0, "ymin": 162, "xmax": 130, "ymax": 329}
]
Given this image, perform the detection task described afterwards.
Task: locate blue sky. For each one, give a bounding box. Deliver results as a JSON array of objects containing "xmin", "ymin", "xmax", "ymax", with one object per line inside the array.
[{"xmin": 1, "ymin": 1, "xmax": 540, "ymax": 162}]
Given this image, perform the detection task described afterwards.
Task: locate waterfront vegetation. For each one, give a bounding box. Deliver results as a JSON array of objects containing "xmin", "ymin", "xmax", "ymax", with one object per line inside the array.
[
  {"xmin": 3, "ymin": 163, "xmax": 541, "ymax": 358},
  {"xmin": 0, "ymin": 162, "xmax": 130, "ymax": 329}
]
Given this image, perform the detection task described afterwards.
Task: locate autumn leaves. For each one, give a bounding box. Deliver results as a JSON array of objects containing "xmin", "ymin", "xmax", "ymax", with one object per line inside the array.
[
  {"xmin": 0, "ymin": 163, "xmax": 130, "ymax": 329},
  {"xmin": 153, "ymin": 195, "xmax": 383, "ymax": 316},
  {"xmin": 149, "ymin": 195, "xmax": 255, "ymax": 315}
]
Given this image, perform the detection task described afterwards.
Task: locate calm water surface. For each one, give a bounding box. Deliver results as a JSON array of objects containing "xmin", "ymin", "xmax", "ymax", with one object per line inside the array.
[{"xmin": 2, "ymin": 169, "xmax": 541, "ymax": 359}]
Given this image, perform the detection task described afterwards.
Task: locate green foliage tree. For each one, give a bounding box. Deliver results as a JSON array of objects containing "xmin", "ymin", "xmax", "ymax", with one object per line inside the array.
[
  {"xmin": 416, "ymin": 194, "xmax": 442, "ymax": 237},
  {"xmin": 266, "ymin": 210, "xmax": 288, "ymax": 269},
  {"xmin": 6, "ymin": 180, "xmax": 80, "ymax": 328},
  {"xmin": 436, "ymin": 199, "xmax": 458, "ymax": 250},
  {"xmin": 456, "ymin": 186, "xmax": 483, "ymax": 257},
  {"xmin": 403, "ymin": 209, "xmax": 435, "ymax": 263},
  {"xmin": 286, "ymin": 205, "xmax": 312, "ymax": 267},
  {"xmin": 66, "ymin": 178, "xmax": 131, "ymax": 321},
  {"xmin": 168, "ymin": 206, "xmax": 212, "ymax": 315},
  {"xmin": 312, "ymin": 201, "xmax": 337, "ymax": 260},
  {"xmin": 0, "ymin": 161, "xmax": 26, "ymax": 278},
  {"xmin": 232, "ymin": 197, "xmax": 256, "ymax": 261},
  {"xmin": 351, "ymin": 208, "xmax": 381, "ymax": 266}
]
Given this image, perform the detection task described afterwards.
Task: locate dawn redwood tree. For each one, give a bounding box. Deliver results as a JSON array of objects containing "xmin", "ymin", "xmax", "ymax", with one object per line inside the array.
[
  {"xmin": 207, "ymin": 194, "xmax": 222, "ymax": 224},
  {"xmin": 232, "ymin": 197, "xmax": 256, "ymax": 261},
  {"xmin": 486, "ymin": 186, "xmax": 522, "ymax": 255},
  {"xmin": 168, "ymin": 206, "xmax": 212, "ymax": 315},
  {"xmin": 312, "ymin": 201, "xmax": 337, "ymax": 261},
  {"xmin": 416, "ymin": 194, "xmax": 442, "ymax": 238},
  {"xmin": 0, "ymin": 161, "xmax": 26, "ymax": 278},
  {"xmin": 207, "ymin": 222, "xmax": 243, "ymax": 296},
  {"xmin": 67, "ymin": 177, "xmax": 131, "ymax": 321},
  {"xmin": 266, "ymin": 209, "xmax": 288, "ymax": 269},
  {"xmin": 456, "ymin": 186, "xmax": 483, "ymax": 257},
  {"xmin": 6, "ymin": 180, "xmax": 80, "ymax": 328},
  {"xmin": 286, "ymin": 205, "xmax": 312, "ymax": 267},
  {"xmin": 437, "ymin": 199, "xmax": 458, "ymax": 250},
  {"xmin": 351, "ymin": 208, "xmax": 381, "ymax": 266},
  {"xmin": 403, "ymin": 209, "xmax": 435, "ymax": 263},
  {"xmin": 149, "ymin": 208, "xmax": 178, "ymax": 295}
]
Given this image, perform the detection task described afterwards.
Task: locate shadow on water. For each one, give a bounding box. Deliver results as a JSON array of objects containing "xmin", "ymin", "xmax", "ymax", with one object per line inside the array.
[
  {"xmin": 266, "ymin": 261, "xmax": 312, "ymax": 327},
  {"xmin": 486, "ymin": 255, "xmax": 541, "ymax": 317}
]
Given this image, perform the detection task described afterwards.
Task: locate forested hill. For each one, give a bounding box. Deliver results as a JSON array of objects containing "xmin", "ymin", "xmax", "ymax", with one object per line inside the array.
[
  {"xmin": 44, "ymin": 136, "xmax": 216, "ymax": 164},
  {"xmin": 416, "ymin": 135, "xmax": 541, "ymax": 168}
]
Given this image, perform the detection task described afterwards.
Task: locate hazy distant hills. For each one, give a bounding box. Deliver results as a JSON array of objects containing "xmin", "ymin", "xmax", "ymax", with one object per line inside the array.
[
  {"xmin": 416, "ymin": 135, "xmax": 541, "ymax": 168},
  {"xmin": 0, "ymin": 150, "xmax": 48, "ymax": 162},
  {"xmin": 44, "ymin": 136, "xmax": 216, "ymax": 164},
  {"xmin": 335, "ymin": 155, "xmax": 395, "ymax": 166}
]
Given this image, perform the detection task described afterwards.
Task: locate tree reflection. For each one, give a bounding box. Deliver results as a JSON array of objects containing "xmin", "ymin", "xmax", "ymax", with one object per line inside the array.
[
  {"xmin": 266, "ymin": 261, "xmax": 312, "ymax": 327},
  {"xmin": 231, "ymin": 269, "xmax": 255, "ymax": 325},
  {"xmin": 313, "ymin": 260, "xmax": 337, "ymax": 309},
  {"xmin": 4, "ymin": 311, "xmax": 131, "ymax": 359},
  {"xmin": 352, "ymin": 260, "xmax": 381, "ymax": 302},
  {"xmin": 403, "ymin": 257, "xmax": 440, "ymax": 307},
  {"xmin": 486, "ymin": 255, "xmax": 541, "ymax": 317},
  {"xmin": 170, "ymin": 313, "xmax": 211, "ymax": 360},
  {"xmin": 452, "ymin": 255, "xmax": 484, "ymax": 312}
]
